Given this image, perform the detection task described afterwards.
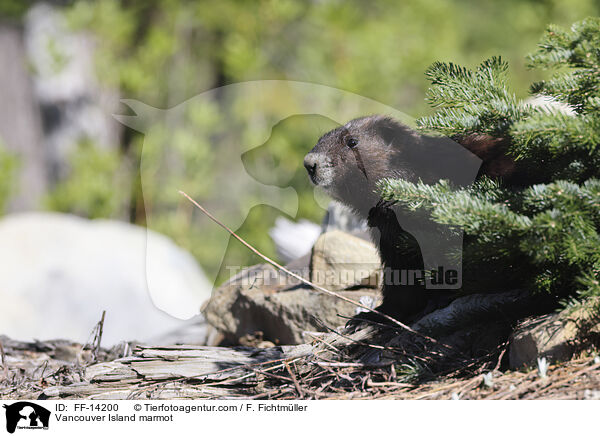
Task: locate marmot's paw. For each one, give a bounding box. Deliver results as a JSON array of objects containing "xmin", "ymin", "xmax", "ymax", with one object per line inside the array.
[
  {"xmin": 367, "ymin": 199, "xmax": 397, "ymax": 228},
  {"xmin": 345, "ymin": 310, "xmax": 390, "ymax": 332}
]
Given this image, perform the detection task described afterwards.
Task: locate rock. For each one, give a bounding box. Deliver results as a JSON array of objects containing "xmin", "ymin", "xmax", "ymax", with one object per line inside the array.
[
  {"xmin": 310, "ymin": 230, "xmax": 381, "ymax": 291},
  {"xmin": 147, "ymin": 315, "xmax": 218, "ymax": 346},
  {"xmin": 526, "ymin": 95, "xmax": 576, "ymax": 116},
  {"xmin": 0, "ymin": 212, "xmax": 212, "ymax": 345},
  {"xmin": 509, "ymin": 300, "xmax": 600, "ymax": 369},
  {"xmin": 269, "ymin": 200, "xmax": 370, "ymax": 265},
  {"xmin": 321, "ymin": 201, "xmax": 368, "ymax": 234},
  {"xmin": 202, "ymin": 263, "xmax": 381, "ymax": 344},
  {"xmin": 238, "ymin": 331, "xmax": 276, "ymax": 348},
  {"xmin": 269, "ymin": 216, "xmax": 321, "ymax": 263}
]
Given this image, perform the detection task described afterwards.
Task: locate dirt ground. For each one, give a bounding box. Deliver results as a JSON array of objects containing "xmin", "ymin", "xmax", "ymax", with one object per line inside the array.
[{"xmin": 1, "ymin": 335, "xmax": 599, "ymax": 400}]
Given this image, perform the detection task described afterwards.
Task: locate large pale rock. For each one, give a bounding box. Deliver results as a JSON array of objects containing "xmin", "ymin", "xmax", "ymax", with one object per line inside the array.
[
  {"xmin": 268, "ymin": 201, "xmax": 370, "ymax": 265},
  {"xmin": 0, "ymin": 213, "xmax": 212, "ymax": 345},
  {"xmin": 269, "ymin": 217, "xmax": 321, "ymax": 263},
  {"xmin": 310, "ymin": 230, "xmax": 381, "ymax": 291},
  {"xmin": 509, "ymin": 300, "xmax": 600, "ymax": 368},
  {"xmin": 203, "ymin": 263, "xmax": 380, "ymax": 344}
]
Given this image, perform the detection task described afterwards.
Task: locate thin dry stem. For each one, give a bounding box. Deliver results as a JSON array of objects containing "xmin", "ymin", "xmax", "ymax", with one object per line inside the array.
[
  {"xmin": 178, "ymin": 190, "xmax": 447, "ymax": 349},
  {"xmin": 0, "ymin": 338, "xmax": 7, "ymax": 381}
]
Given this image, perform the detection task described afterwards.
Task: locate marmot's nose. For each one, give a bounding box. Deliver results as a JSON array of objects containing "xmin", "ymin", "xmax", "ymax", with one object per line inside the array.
[{"xmin": 304, "ymin": 154, "xmax": 318, "ymax": 178}]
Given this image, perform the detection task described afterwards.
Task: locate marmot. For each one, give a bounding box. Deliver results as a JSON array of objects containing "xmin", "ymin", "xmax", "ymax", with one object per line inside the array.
[{"xmin": 304, "ymin": 115, "xmax": 529, "ymax": 323}]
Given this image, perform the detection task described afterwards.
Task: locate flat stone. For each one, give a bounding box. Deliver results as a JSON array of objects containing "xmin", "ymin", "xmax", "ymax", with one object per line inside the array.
[
  {"xmin": 509, "ymin": 299, "xmax": 600, "ymax": 368},
  {"xmin": 310, "ymin": 230, "xmax": 381, "ymax": 291},
  {"xmin": 203, "ymin": 263, "xmax": 381, "ymax": 344}
]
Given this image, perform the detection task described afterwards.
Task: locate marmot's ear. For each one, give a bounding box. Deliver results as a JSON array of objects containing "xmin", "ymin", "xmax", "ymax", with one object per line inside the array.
[
  {"xmin": 373, "ymin": 117, "xmax": 414, "ymax": 147},
  {"xmin": 374, "ymin": 117, "xmax": 401, "ymax": 146}
]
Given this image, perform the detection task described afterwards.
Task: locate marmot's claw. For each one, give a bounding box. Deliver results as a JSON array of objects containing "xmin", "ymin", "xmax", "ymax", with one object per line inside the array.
[
  {"xmin": 345, "ymin": 310, "xmax": 390, "ymax": 330},
  {"xmin": 375, "ymin": 198, "xmax": 397, "ymax": 209}
]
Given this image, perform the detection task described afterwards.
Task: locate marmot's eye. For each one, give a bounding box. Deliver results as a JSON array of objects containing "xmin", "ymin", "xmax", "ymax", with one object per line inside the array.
[{"xmin": 346, "ymin": 137, "xmax": 358, "ymax": 148}]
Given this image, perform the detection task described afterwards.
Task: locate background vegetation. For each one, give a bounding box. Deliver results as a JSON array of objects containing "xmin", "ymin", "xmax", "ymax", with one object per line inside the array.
[{"xmin": 1, "ymin": 0, "xmax": 600, "ymax": 285}]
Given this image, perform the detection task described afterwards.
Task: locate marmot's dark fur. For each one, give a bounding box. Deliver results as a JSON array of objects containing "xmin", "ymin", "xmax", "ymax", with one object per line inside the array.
[{"xmin": 304, "ymin": 115, "xmax": 530, "ymax": 323}]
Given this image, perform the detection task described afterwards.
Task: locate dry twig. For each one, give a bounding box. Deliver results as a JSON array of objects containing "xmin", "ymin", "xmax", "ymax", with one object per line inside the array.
[
  {"xmin": 178, "ymin": 190, "xmax": 449, "ymax": 350},
  {"xmin": 0, "ymin": 338, "xmax": 8, "ymax": 381}
]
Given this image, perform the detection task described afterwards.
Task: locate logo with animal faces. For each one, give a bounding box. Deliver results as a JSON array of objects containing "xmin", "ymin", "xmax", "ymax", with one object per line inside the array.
[
  {"xmin": 2, "ymin": 402, "xmax": 50, "ymax": 433},
  {"xmin": 114, "ymin": 80, "xmax": 482, "ymax": 320}
]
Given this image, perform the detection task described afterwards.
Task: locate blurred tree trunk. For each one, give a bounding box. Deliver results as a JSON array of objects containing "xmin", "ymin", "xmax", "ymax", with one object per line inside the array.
[{"xmin": 0, "ymin": 23, "xmax": 46, "ymax": 211}]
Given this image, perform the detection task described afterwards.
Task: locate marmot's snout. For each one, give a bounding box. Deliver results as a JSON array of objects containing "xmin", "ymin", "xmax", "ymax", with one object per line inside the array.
[
  {"xmin": 303, "ymin": 153, "xmax": 318, "ymax": 182},
  {"xmin": 304, "ymin": 152, "xmax": 334, "ymax": 187}
]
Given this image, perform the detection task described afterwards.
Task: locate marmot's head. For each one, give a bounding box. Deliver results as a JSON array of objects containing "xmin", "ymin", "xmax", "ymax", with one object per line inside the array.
[{"xmin": 304, "ymin": 116, "xmax": 421, "ymax": 213}]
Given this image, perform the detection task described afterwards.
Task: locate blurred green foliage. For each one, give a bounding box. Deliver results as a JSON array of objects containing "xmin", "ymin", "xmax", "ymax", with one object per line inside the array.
[
  {"xmin": 0, "ymin": 0, "xmax": 34, "ymax": 19},
  {"xmin": 0, "ymin": 139, "xmax": 18, "ymax": 214},
  {"xmin": 33, "ymin": 0, "xmax": 600, "ymax": 284},
  {"xmin": 44, "ymin": 140, "xmax": 128, "ymax": 219}
]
